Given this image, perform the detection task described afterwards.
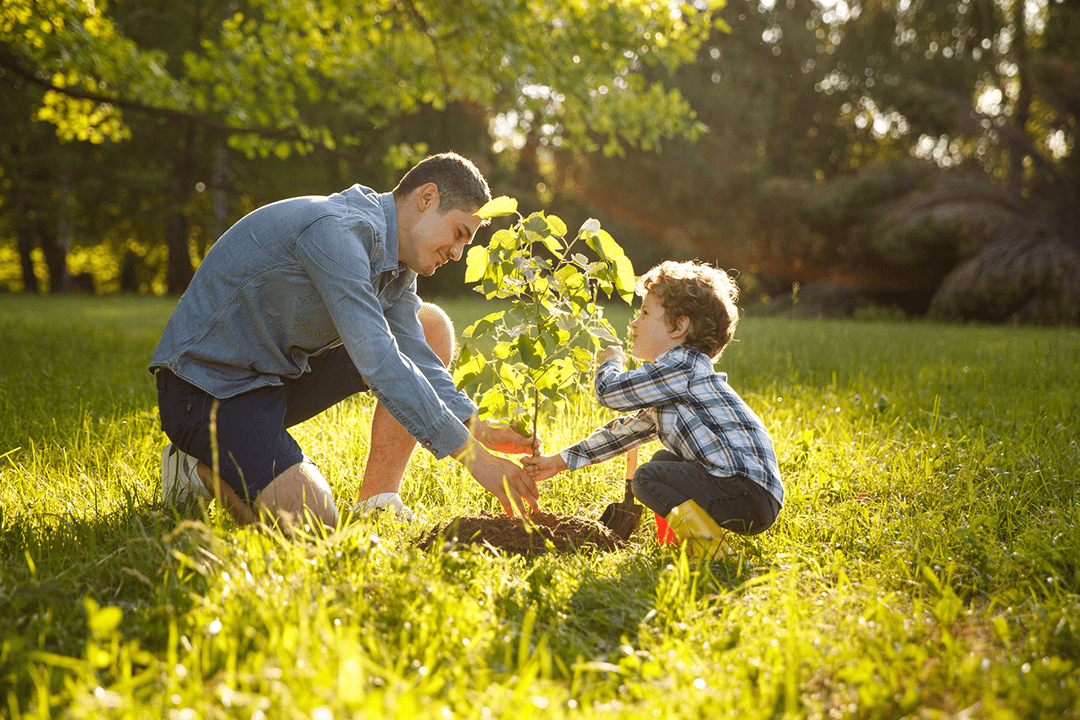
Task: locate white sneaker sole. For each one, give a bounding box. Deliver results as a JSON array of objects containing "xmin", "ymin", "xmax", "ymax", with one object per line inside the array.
[{"xmin": 161, "ymin": 443, "xmax": 209, "ymax": 504}]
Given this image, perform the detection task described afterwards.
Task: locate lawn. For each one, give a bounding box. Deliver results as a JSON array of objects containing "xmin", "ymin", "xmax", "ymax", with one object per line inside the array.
[{"xmin": 1, "ymin": 294, "xmax": 1079, "ymax": 719}]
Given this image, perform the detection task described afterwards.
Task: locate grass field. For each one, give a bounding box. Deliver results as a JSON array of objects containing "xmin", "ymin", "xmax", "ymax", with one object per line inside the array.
[{"xmin": 1, "ymin": 294, "xmax": 1079, "ymax": 719}]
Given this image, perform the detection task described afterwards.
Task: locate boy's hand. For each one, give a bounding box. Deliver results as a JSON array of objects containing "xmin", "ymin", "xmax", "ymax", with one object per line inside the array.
[
  {"xmin": 467, "ymin": 417, "xmax": 541, "ymax": 455},
  {"xmin": 520, "ymin": 453, "xmax": 568, "ymax": 482},
  {"xmin": 598, "ymin": 344, "xmax": 625, "ymax": 367}
]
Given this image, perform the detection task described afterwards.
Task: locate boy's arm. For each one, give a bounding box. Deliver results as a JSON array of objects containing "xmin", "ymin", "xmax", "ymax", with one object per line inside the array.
[
  {"xmin": 561, "ymin": 411, "xmax": 657, "ymax": 471},
  {"xmin": 593, "ymin": 351, "xmax": 694, "ymax": 412}
]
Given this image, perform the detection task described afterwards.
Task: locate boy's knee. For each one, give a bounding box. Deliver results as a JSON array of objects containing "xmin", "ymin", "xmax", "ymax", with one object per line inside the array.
[{"xmin": 418, "ymin": 302, "xmax": 455, "ymax": 366}]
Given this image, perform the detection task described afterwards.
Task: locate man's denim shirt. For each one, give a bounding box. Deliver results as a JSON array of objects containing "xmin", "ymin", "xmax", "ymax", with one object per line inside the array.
[{"xmin": 150, "ymin": 184, "xmax": 475, "ymax": 459}]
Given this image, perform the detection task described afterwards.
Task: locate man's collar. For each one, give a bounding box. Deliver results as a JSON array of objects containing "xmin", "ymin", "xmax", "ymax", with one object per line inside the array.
[{"xmin": 378, "ymin": 191, "xmax": 407, "ymax": 275}]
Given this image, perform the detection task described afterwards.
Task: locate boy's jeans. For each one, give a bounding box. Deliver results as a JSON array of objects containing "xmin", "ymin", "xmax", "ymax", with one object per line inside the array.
[{"xmin": 631, "ymin": 450, "xmax": 780, "ymax": 536}]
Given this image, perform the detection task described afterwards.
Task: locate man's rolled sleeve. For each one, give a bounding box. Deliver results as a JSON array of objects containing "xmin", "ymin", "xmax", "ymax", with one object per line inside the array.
[{"xmin": 417, "ymin": 410, "xmax": 471, "ymax": 459}]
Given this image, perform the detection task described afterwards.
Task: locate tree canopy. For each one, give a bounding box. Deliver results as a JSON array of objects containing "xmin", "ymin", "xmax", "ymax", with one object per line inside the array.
[
  {"xmin": 1, "ymin": 0, "xmax": 724, "ymax": 291},
  {"xmin": 2, "ymin": 0, "xmax": 721, "ymax": 158},
  {"xmin": 562, "ymin": 0, "xmax": 1080, "ymax": 321}
]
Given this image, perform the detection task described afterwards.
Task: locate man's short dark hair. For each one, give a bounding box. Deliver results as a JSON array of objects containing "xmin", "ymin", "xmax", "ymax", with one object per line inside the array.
[{"xmin": 393, "ymin": 152, "xmax": 492, "ymax": 215}]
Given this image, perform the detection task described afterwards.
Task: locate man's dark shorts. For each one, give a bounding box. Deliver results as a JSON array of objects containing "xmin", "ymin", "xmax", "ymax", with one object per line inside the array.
[{"xmin": 156, "ymin": 345, "xmax": 367, "ymax": 502}]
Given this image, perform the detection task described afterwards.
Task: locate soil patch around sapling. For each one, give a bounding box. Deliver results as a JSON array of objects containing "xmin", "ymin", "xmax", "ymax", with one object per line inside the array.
[{"xmin": 418, "ymin": 511, "xmax": 628, "ymax": 557}]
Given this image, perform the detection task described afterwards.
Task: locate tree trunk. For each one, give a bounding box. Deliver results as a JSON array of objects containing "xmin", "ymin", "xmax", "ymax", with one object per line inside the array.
[
  {"xmin": 37, "ymin": 217, "xmax": 70, "ymax": 294},
  {"xmin": 13, "ymin": 186, "xmax": 39, "ymax": 294},
  {"xmin": 165, "ymin": 122, "xmax": 197, "ymax": 294},
  {"xmin": 211, "ymin": 139, "xmax": 229, "ymax": 243},
  {"xmin": 1010, "ymin": 0, "xmax": 1031, "ymax": 193}
]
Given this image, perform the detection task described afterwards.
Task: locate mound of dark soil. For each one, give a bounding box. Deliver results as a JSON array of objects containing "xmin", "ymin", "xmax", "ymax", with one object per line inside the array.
[{"xmin": 418, "ymin": 511, "xmax": 627, "ymax": 557}]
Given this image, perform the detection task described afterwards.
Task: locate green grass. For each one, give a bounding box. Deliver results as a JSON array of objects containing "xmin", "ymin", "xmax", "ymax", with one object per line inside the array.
[{"xmin": 1, "ymin": 294, "xmax": 1079, "ymax": 718}]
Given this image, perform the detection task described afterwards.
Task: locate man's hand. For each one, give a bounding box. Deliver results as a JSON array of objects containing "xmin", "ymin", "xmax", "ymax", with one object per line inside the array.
[
  {"xmin": 598, "ymin": 344, "xmax": 625, "ymax": 367},
  {"xmin": 467, "ymin": 417, "xmax": 541, "ymax": 455},
  {"xmin": 452, "ymin": 437, "xmax": 540, "ymax": 516},
  {"xmin": 520, "ymin": 453, "xmax": 568, "ymax": 483}
]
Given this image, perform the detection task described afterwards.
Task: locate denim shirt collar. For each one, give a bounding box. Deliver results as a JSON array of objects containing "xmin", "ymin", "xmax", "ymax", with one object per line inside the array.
[{"xmin": 376, "ymin": 191, "xmax": 408, "ymax": 277}]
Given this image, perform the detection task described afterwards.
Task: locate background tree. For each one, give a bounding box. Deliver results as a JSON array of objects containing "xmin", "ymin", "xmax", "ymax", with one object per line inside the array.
[
  {"xmin": 1, "ymin": 0, "xmax": 724, "ymax": 293},
  {"xmin": 558, "ymin": 0, "xmax": 1080, "ymax": 321}
]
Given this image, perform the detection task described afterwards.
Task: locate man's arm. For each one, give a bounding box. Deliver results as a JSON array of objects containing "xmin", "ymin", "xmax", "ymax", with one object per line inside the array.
[
  {"xmin": 383, "ymin": 284, "xmax": 479, "ymax": 422},
  {"xmin": 297, "ymin": 219, "xmax": 470, "ymax": 458}
]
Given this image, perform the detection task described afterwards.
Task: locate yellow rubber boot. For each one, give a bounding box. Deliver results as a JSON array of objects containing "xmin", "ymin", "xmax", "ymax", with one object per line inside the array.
[{"xmin": 665, "ymin": 500, "xmax": 727, "ymax": 560}]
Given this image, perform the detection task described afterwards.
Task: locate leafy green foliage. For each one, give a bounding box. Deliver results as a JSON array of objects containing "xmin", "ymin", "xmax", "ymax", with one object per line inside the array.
[
  {"xmin": 454, "ymin": 197, "xmax": 636, "ymax": 436},
  {"xmin": 1, "ymin": 0, "xmax": 723, "ymax": 157}
]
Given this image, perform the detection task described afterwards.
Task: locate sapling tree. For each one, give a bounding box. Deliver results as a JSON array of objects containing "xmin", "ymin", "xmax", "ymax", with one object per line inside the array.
[{"xmin": 454, "ymin": 197, "xmax": 636, "ymax": 444}]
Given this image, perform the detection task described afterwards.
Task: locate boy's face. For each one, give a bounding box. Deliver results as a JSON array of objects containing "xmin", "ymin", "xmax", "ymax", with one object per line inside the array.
[{"xmin": 629, "ymin": 292, "xmax": 685, "ymax": 362}]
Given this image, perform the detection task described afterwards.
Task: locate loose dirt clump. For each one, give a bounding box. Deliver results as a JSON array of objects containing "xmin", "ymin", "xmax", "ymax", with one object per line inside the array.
[{"xmin": 418, "ymin": 511, "xmax": 628, "ymax": 557}]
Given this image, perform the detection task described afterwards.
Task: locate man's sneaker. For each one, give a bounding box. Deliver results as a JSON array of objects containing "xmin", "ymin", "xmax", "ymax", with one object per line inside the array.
[
  {"xmin": 161, "ymin": 443, "xmax": 211, "ymax": 504},
  {"xmin": 352, "ymin": 492, "xmax": 414, "ymax": 522}
]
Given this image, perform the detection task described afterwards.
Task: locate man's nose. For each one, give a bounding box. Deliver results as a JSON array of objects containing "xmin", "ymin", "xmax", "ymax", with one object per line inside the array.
[{"xmin": 450, "ymin": 243, "xmax": 465, "ymax": 261}]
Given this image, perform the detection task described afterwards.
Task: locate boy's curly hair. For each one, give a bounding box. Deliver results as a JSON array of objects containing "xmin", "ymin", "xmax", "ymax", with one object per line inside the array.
[{"xmin": 639, "ymin": 261, "xmax": 739, "ymax": 358}]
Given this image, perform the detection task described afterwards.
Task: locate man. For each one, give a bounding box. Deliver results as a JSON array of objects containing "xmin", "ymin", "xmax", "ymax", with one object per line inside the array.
[{"xmin": 150, "ymin": 152, "xmax": 539, "ymax": 529}]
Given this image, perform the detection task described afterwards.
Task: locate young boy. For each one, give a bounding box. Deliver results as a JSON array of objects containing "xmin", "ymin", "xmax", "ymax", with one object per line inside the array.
[{"xmin": 522, "ymin": 261, "xmax": 783, "ymax": 556}]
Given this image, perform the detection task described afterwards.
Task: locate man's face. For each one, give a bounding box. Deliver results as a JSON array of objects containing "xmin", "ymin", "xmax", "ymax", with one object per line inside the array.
[{"xmin": 401, "ymin": 192, "xmax": 482, "ymax": 277}]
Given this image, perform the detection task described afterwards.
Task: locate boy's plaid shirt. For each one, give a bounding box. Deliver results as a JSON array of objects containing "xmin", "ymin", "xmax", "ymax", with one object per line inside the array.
[{"xmin": 560, "ymin": 346, "xmax": 784, "ymax": 507}]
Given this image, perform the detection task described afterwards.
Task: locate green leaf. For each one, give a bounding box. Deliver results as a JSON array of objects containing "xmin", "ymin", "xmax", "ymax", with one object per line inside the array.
[
  {"xmin": 465, "ymin": 311, "xmax": 506, "ymax": 339},
  {"xmin": 522, "ymin": 214, "xmax": 549, "ymax": 234},
  {"xmin": 516, "ymin": 334, "xmax": 543, "ymax": 366},
  {"xmin": 498, "ymin": 364, "xmax": 525, "ymax": 391},
  {"xmin": 594, "ymin": 229, "xmax": 624, "ymax": 263},
  {"xmin": 587, "ymin": 324, "xmax": 620, "ymax": 344},
  {"xmin": 453, "ymin": 345, "xmax": 486, "ymax": 389},
  {"xmin": 493, "ymin": 342, "xmax": 514, "ymax": 360},
  {"xmin": 614, "ymin": 254, "xmax": 636, "ymax": 304},
  {"xmin": 546, "ymin": 214, "xmax": 568, "ymax": 238},
  {"xmin": 488, "ymin": 228, "xmax": 519, "ymax": 254},
  {"xmin": 464, "ymin": 245, "xmax": 488, "ymax": 284},
  {"xmin": 580, "ymin": 218, "xmax": 601, "ymax": 235},
  {"xmin": 554, "ymin": 265, "xmax": 585, "ymax": 291},
  {"xmin": 570, "ymin": 347, "xmax": 593, "ymax": 372},
  {"xmin": 537, "ymin": 233, "xmax": 563, "ymax": 258},
  {"xmin": 476, "ymin": 196, "xmax": 518, "ymax": 219},
  {"xmin": 477, "ymin": 387, "xmax": 506, "ymax": 419}
]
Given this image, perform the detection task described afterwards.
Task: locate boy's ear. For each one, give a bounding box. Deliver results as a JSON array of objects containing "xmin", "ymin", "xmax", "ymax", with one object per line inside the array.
[{"xmin": 671, "ymin": 315, "xmax": 690, "ymax": 339}]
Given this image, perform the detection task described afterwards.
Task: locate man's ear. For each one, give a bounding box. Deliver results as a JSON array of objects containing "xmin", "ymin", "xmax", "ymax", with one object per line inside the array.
[
  {"xmin": 671, "ymin": 315, "xmax": 690, "ymax": 339},
  {"xmin": 416, "ymin": 182, "xmax": 439, "ymax": 212}
]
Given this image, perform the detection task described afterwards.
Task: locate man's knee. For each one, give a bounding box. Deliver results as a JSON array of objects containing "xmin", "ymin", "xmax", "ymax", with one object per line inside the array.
[
  {"xmin": 418, "ymin": 302, "xmax": 455, "ymax": 367},
  {"xmin": 255, "ymin": 461, "xmax": 339, "ymax": 530}
]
